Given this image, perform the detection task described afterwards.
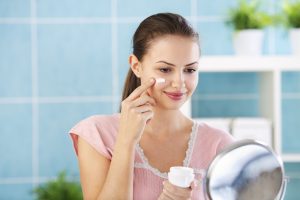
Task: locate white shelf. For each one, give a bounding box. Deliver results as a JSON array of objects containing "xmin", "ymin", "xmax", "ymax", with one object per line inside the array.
[
  {"xmin": 199, "ymin": 56, "xmax": 300, "ymax": 72},
  {"xmin": 282, "ymin": 154, "xmax": 300, "ymax": 162},
  {"xmin": 193, "ymin": 55, "xmax": 300, "ymax": 162}
]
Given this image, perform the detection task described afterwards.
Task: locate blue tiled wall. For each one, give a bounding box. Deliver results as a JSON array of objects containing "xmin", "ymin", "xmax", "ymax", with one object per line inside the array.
[
  {"xmin": 282, "ymin": 72, "xmax": 300, "ymax": 154},
  {"xmin": 37, "ymin": 0, "xmax": 111, "ymax": 18},
  {"xmin": 1, "ymin": 0, "xmax": 299, "ymax": 199},
  {"xmin": 284, "ymin": 163, "xmax": 300, "ymax": 200},
  {"xmin": 0, "ymin": 24, "xmax": 32, "ymax": 97},
  {"xmin": 38, "ymin": 24, "xmax": 113, "ymax": 97},
  {"xmin": 0, "ymin": 1, "xmax": 30, "ymax": 18}
]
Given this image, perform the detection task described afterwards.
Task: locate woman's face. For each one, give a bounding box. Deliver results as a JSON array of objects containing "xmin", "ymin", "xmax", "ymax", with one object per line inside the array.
[{"xmin": 139, "ymin": 35, "xmax": 200, "ymax": 110}]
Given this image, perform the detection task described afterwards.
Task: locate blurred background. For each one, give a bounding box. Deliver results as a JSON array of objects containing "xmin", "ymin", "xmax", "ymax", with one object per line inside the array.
[{"xmin": 0, "ymin": 0, "xmax": 300, "ymax": 199}]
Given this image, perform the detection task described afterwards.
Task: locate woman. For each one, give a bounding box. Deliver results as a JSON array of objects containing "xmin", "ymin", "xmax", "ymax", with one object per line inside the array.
[{"xmin": 70, "ymin": 13, "xmax": 234, "ymax": 200}]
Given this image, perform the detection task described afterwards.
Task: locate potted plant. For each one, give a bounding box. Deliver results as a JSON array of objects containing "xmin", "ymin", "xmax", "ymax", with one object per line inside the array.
[
  {"xmin": 226, "ymin": 0, "xmax": 272, "ymax": 55},
  {"xmin": 32, "ymin": 171, "xmax": 83, "ymax": 200},
  {"xmin": 282, "ymin": 0, "xmax": 300, "ymax": 55}
]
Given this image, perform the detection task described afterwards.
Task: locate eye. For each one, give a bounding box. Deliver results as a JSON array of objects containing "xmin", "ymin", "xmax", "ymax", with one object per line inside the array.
[
  {"xmin": 184, "ymin": 68, "xmax": 197, "ymax": 73},
  {"xmin": 159, "ymin": 67, "xmax": 172, "ymax": 73}
]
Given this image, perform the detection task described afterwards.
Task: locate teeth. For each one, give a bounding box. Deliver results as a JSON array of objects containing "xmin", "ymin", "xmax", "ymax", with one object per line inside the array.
[{"xmin": 156, "ymin": 78, "xmax": 165, "ymax": 83}]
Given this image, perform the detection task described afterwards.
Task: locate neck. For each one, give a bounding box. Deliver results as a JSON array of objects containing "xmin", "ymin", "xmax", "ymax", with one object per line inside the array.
[{"xmin": 144, "ymin": 108, "xmax": 190, "ymax": 138}]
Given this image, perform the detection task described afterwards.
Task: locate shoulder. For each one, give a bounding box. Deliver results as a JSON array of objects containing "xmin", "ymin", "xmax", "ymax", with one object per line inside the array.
[
  {"xmin": 69, "ymin": 113, "xmax": 120, "ymax": 158},
  {"xmin": 70, "ymin": 113, "xmax": 120, "ymax": 134},
  {"xmin": 80, "ymin": 113, "xmax": 120, "ymax": 126},
  {"xmin": 196, "ymin": 122, "xmax": 230, "ymax": 137},
  {"xmin": 189, "ymin": 121, "xmax": 235, "ymax": 168},
  {"xmin": 195, "ymin": 121, "xmax": 235, "ymax": 152}
]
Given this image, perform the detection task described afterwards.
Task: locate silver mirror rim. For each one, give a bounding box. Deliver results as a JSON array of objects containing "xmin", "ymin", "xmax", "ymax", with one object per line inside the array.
[{"xmin": 205, "ymin": 139, "xmax": 285, "ymax": 200}]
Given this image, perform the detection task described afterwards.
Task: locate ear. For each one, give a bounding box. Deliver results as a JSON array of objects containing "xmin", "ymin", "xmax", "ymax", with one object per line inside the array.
[{"xmin": 129, "ymin": 54, "xmax": 141, "ymax": 78}]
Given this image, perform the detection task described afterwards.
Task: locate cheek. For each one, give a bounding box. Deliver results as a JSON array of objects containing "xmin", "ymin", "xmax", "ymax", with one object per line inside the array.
[
  {"xmin": 186, "ymin": 75, "xmax": 198, "ymax": 91},
  {"xmin": 140, "ymin": 69, "xmax": 156, "ymax": 82},
  {"xmin": 147, "ymin": 82, "xmax": 167, "ymax": 97}
]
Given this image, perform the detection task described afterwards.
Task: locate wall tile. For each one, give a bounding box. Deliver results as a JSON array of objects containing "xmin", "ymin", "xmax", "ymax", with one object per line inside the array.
[
  {"xmin": 0, "ymin": 104, "xmax": 32, "ymax": 178},
  {"xmin": 197, "ymin": 21, "xmax": 233, "ymax": 55},
  {"xmin": 117, "ymin": 0, "xmax": 190, "ymax": 17},
  {"xmin": 0, "ymin": 184, "xmax": 33, "ymax": 200},
  {"xmin": 0, "ymin": 0, "xmax": 30, "ymax": 18},
  {"xmin": 38, "ymin": 24, "xmax": 112, "ymax": 97},
  {"xmin": 274, "ymin": 27, "xmax": 291, "ymax": 55},
  {"xmin": 37, "ymin": 0, "xmax": 111, "ymax": 18},
  {"xmin": 196, "ymin": 72, "xmax": 258, "ymax": 94},
  {"xmin": 282, "ymin": 99, "xmax": 300, "ymax": 153},
  {"xmin": 261, "ymin": 28, "xmax": 274, "ymax": 55},
  {"xmin": 198, "ymin": 0, "xmax": 236, "ymax": 16},
  {"xmin": 39, "ymin": 102, "xmax": 113, "ymax": 177},
  {"xmin": 117, "ymin": 22, "xmax": 139, "ymax": 95},
  {"xmin": 192, "ymin": 98, "xmax": 258, "ymax": 117},
  {"xmin": 282, "ymin": 72, "xmax": 300, "ymax": 93},
  {"xmin": 284, "ymin": 163, "xmax": 300, "ymax": 199},
  {"xmin": 0, "ymin": 25, "xmax": 31, "ymax": 97},
  {"xmin": 284, "ymin": 176, "xmax": 300, "ymax": 200}
]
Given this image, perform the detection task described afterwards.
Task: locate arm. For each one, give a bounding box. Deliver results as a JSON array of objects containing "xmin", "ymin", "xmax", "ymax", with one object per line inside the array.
[
  {"xmin": 77, "ymin": 137, "xmax": 136, "ymax": 200},
  {"xmin": 77, "ymin": 78, "xmax": 156, "ymax": 200},
  {"xmin": 77, "ymin": 137, "xmax": 110, "ymax": 200}
]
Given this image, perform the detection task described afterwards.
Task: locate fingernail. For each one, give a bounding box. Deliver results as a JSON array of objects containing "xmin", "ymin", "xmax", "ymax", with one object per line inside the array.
[{"xmin": 150, "ymin": 78, "xmax": 155, "ymax": 83}]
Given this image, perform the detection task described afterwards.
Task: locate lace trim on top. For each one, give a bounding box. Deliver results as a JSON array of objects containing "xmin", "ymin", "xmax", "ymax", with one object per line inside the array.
[{"xmin": 135, "ymin": 121, "xmax": 198, "ymax": 179}]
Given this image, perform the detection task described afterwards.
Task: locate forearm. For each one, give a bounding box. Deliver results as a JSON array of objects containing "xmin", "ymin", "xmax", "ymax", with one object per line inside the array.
[{"xmin": 97, "ymin": 139, "xmax": 136, "ymax": 200}]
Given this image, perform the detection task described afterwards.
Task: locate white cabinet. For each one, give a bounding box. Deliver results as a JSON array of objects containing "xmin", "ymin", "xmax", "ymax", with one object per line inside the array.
[{"xmin": 189, "ymin": 56, "xmax": 300, "ymax": 162}]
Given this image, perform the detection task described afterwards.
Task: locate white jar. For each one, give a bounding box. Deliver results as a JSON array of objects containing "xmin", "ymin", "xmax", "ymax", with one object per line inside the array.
[{"xmin": 168, "ymin": 166, "xmax": 195, "ymax": 188}]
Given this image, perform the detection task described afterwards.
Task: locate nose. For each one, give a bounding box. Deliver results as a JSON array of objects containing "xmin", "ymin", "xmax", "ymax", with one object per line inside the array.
[{"xmin": 171, "ymin": 71, "xmax": 185, "ymax": 88}]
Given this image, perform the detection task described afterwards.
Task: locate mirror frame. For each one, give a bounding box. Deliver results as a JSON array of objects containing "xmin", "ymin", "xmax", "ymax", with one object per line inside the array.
[{"xmin": 205, "ymin": 139, "xmax": 285, "ymax": 200}]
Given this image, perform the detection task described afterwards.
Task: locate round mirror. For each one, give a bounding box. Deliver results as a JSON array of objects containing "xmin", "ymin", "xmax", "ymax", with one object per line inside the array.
[{"xmin": 205, "ymin": 139, "xmax": 286, "ymax": 200}]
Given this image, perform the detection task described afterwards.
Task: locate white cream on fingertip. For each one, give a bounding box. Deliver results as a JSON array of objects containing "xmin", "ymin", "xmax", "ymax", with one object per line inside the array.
[{"xmin": 155, "ymin": 78, "xmax": 165, "ymax": 84}]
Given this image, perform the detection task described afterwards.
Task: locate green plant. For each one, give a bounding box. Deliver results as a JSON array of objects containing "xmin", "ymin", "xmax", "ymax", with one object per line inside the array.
[
  {"xmin": 227, "ymin": 0, "xmax": 273, "ymax": 31},
  {"xmin": 282, "ymin": 0, "xmax": 300, "ymax": 28},
  {"xmin": 32, "ymin": 171, "xmax": 83, "ymax": 200}
]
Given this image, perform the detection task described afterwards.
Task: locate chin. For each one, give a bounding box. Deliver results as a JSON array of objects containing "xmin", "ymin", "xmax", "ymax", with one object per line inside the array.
[{"xmin": 158, "ymin": 101, "xmax": 186, "ymax": 111}]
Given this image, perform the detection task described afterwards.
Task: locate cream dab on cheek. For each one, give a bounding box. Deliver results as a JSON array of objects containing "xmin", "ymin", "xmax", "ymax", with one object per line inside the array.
[{"xmin": 155, "ymin": 78, "xmax": 165, "ymax": 84}]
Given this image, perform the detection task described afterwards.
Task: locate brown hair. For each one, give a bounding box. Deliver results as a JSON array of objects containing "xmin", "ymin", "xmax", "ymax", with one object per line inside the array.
[{"xmin": 121, "ymin": 13, "xmax": 199, "ymax": 104}]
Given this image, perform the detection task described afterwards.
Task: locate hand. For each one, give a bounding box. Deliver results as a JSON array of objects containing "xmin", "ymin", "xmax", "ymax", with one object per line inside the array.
[
  {"xmin": 158, "ymin": 181, "xmax": 194, "ymax": 200},
  {"xmin": 118, "ymin": 78, "xmax": 156, "ymax": 144}
]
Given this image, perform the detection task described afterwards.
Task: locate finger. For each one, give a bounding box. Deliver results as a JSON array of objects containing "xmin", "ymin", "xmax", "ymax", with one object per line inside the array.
[
  {"xmin": 140, "ymin": 90, "xmax": 149, "ymax": 98},
  {"xmin": 162, "ymin": 189, "xmax": 177, "ymax": 200},
  {"xmin": 126, "ymin": 78, "xmax": 155, "ymax": 101},
  {"xmin": 132, "ymin": 95, "xmax": 156, "ymax": 107},
  {"xmin": 140, "ymin": 90, "xmax": 156, "ymax": 105},
  {"xmin": 143, "ymin": 111, "xmax": 154, "ymax": 123},
  {"xmin": 134, "ymin": 105, "xmax": 153, "ymax": 113},
  {"xmin": 164, "ymin": 181, "xmax": 192, "ymax": 198},
  {"xmin": 158, "ymin": 193, "xmax": 173, "ymax": 200},
  {"xmin": 190, "ymin": 180, "xmax": 198, "ymax": 190}
]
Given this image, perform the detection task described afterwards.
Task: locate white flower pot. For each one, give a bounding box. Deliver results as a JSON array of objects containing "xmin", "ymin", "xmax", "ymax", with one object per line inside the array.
[
  {"xmin": 290, "ymin": 28, "xmax": 300, "ymax": 56},
  {"xmin": 233, "ymin": 29, "xmax": 264, "ymax": 56}
]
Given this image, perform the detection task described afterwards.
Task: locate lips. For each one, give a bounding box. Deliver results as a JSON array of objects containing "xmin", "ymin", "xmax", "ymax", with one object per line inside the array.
[{"xmin": 164, "ymin": 91, "xmax": 186, "ymax": 101}]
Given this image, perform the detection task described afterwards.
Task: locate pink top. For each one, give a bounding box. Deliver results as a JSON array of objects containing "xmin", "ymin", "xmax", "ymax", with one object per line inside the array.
[{"xmin": 69, "ymin": 114, "xmax": 235, "ymax": 200}]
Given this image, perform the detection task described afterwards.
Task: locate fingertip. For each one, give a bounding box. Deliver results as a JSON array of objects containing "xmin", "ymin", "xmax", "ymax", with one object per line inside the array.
[
  {"xmin": 149, "ymin": 78, "xmax": 155, "ymax": 84},
  {"xmin": 191, "ymin": 180, "xmax": 198, "ymax": 189}
]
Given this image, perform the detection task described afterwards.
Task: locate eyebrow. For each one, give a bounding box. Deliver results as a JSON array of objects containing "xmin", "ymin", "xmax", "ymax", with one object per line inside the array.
[{"xmin": 156, "ymin": 60, "xmax": 198, "ymax": 67}]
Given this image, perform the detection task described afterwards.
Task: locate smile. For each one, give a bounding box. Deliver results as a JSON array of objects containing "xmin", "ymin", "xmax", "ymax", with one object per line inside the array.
[{"xmin": 164, "ymin": 91, "xmax": 186, "ymax": 101}]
